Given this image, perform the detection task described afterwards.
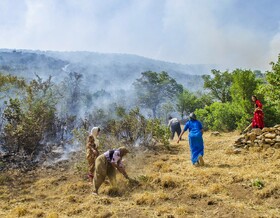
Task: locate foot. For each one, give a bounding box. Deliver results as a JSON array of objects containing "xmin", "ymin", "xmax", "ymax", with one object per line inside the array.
[{"xmin": 198, "ymin": 155, "xmax": 205, "ymax": 166}]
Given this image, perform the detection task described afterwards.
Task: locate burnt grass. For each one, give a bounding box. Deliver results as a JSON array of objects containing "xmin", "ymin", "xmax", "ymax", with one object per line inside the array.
[{"xmin": 1, "ymin": 131, "xmax": 280, "ymax": 217}]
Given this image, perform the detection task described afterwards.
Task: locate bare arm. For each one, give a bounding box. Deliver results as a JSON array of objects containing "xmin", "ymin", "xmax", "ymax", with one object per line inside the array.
[
  {"xmin": 111, "ymin": 162, "xmax": 129, "ymax": 179},
  {"xmin": 177, "ymin": 130, "xmax": 186, "ymax": 143}
]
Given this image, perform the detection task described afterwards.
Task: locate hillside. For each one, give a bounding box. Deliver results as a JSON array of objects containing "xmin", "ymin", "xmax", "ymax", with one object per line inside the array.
[
  {"xmin": 1, "ymin": 131, "xmax": 279, "ymax": 218},
  {"xmin": 0, "ymin": 49, "xmax": 214, "ymax": 92}
]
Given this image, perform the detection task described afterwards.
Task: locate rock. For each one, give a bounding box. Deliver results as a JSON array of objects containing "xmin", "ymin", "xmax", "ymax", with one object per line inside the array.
[
  {"xmin": 263, "ymin": 144, "xmax": 271, "ymax": 149},
  {"xmin": 264, "ymin": 138, "xmax": 274, "ymax": 144},
  {"xmin": 251, "ymin": 128, "xmax": 262, "ymax": 135},
  {"xmin": 262, "ymin": 127, "xmax": 270, "ymax": 132},
  {"xmin": 233, "ymin": 143, "xmax": 243, "ymax": 148},
  {"xmin": 275, "ymin": 136, "xmax": 280, "ymax": 142},
  {"xmin": 211, "ymin": 131, "xmax": 221, "ymax": 136},
  {"xmin": 262, "ymin": 127, "xmax": 276, "ymax": 132},
  {"xmin": 264, "ymin": 133, "xmax": 276, "ymax": 139},
  {"xmin": 248, "ymin": 132, "xmax": 257, "ymax": 142},
  {"xmin": 274, "ymin": 124, "xmax": 280, "ymax": 128},
  {"xmin": 274, "ymin": 143, "xmax": 280, "ymax": 148},
  {"xmin": 233, "ymin": 148, "xmax": 241, "ymax": 154}
]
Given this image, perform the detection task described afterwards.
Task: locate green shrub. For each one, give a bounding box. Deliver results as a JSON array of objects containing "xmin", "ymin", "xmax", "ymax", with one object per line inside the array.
[{"xmin": 196, "ymin": 102, "xmax": 240, "ymax": 131}]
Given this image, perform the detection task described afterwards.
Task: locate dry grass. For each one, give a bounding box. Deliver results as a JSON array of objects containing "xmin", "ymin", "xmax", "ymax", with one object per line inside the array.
[{"xmin": 1, "ymin": 131, "xmax": 280, "ymax": 217}]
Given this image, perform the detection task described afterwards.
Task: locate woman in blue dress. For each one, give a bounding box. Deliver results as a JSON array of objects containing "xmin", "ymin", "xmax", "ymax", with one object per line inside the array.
[{"xmin": 177, "ymin": 113, "xmax": 204, "ymax": 166}]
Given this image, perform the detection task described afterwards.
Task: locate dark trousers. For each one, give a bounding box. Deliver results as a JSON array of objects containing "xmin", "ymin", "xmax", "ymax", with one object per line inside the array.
[{"xmin": 170, "ymin": 122, "xmax": 181, "ymax": 140}]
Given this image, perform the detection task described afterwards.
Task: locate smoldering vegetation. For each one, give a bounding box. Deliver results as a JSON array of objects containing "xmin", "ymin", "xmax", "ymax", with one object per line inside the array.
[{"xmin": 0, "ymin": 49, "xmax": 209, "ymax": 171}]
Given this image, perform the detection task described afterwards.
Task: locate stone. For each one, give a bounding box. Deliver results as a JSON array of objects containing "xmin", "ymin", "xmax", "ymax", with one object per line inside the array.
[
  {"xmin": 264, "ymin": 138, "xmax": 274, "ymax": 144},
  {"xmin": 211, "ymin": 131, "xmax": 221, "ymax": 136},
  {"xmin": 251, "ymin": 128, "xmax": 262, "ymax": 135},
  {"xmin": 262, "ymin": 127, "xmax": 270, "ymax": 132},
  {"xmin": 264, "ymin": 133, "xmax": 276, "ymax": 139},
  {"xmin": 275, "ymin": 136, "xmax": 280, "ymax": 142},
  {"xmin": 274, "ymin": 143, "xmax": 280, "ymax": 148},
  {"xmin": 263, "ymin": 144, "xmax": 271, "ymax": 149},
  {"xmin": 233, "ymin": 148, "xmax": 241, "ymax": 154},
  {"xmin": 249, "ymin": 132, "xmax": 257, "ymax": 142}
]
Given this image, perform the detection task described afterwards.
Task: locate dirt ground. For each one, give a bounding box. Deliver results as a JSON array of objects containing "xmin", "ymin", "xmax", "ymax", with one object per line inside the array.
[{"xmin": 1, "ymin": 131, "xmax": 280, "ymax": 218}]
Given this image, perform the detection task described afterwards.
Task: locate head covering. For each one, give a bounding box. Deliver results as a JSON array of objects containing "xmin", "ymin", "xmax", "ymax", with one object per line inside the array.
[
  {"xmin": 168, "ymin": 116, "xmax": 172, "ymax": 120},
  {"xmin": 91, "ymin": 127, "xmax": 100, "ymax": 138},
  {"xmin": 118, "ymin": 146, "xmax": 130, "ymax": 156},
  {"xmin": 189, "ymin": 112, "xmax": 197, "ymax": 120}
]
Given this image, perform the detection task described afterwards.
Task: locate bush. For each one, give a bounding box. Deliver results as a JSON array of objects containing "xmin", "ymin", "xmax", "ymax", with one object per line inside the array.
[
  {"xmin": 196, "ymin": 102, "xmax": 240, "ymax": 131},
  {"xmin": 103, "ymin": 107, "xmax": 170, "ymax": 147}
]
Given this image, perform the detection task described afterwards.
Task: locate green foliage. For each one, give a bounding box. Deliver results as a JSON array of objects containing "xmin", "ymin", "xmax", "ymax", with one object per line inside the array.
[
  {"xmin": 258, "ymin": 55, "xmax": 280, "ymax": 126},
  {"xmin": 231, "ymin": 69, "xmax": 259, "ymax": 113},
  {"xmin": 202, "ymin": 70, "xmax": 232, "ymax": 103},
  {"xmin": 0, "ymin": 73, "xmax": 26, "ymax": 99},
  {"xmin": 105, "ymin": 107, "xmax": 146, "ymax": 142},
  {"xmin": 1, "ymin": 75, "xmax": 58, "ymax": 154},
  {"xmin": 134, "ymin": 71, "xmax": 183, "ymax": 118},
  {"xmin": 104, "ymin": 107, "xmax": 170, "ymax": 147},
  {"xmin": 147, "ymin": 119, "xmax": 171, "ymax": 147},
  {"xmin": 157, "ymin": 101, "xmax": 174, "ymax": 123},
  {"xmin": 195, "ymin": 102, "xmax": 240, "ymax": 131},
  {"xmin": 251, "ymin": 178, "xmax": 264, "ymax": 189},
  {"xmin": 265, "ymin": 55, "xmax": 280, "ymax": 103},
  {"xmin": 176, "ymin": 89, "xmax": 205, "ymax": 118},
  {"xmin": 230, "ymin": 69, "xmax": 261, "ymax": 129}
]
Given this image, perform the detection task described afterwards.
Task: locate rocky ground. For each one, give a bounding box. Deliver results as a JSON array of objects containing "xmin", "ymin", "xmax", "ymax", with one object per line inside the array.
[{"xmin": 0, "ymin": 131, "xmax": 280, "ymax": 218}]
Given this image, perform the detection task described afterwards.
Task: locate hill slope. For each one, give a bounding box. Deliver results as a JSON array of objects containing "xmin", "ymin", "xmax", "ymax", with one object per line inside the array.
[
  {"xmin": 0, "ymin": 49, "xmax": 214, "ymax": 92},
  {"xmin": 0, "ymin": 131, "xmax": 279, "ymax": 217}
]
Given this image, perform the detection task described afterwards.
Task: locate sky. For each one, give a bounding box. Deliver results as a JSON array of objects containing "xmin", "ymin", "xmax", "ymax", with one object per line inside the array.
[{"xmin": 0, "ymin": 0, "xmax": 280, "ymax": 71}]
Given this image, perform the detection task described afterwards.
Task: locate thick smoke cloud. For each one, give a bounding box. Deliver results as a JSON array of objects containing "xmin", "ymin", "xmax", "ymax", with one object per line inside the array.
[{"xmin": 0, "ymin": 0, "xmax": 280, "ymax": 71}]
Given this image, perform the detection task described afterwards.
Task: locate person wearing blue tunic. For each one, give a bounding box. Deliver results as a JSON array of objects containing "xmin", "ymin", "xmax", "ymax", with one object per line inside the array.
[{"xmin": 177, "ymin": 113, "xmax": 204, "ymax": 166}]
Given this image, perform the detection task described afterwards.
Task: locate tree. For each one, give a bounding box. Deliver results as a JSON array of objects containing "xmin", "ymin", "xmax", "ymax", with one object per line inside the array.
[
  {"xmin": 230, "ymin": 69, "xmax": 260, "ymax": 129},
  {"xmin": 195, "ymin": 102, "xmax": 240, "ymax": 131},
  {"xmin": 60, "ymin": 72, "xmax": 83, "ymax": 115},
  {"xmin": 258, "ymin": 54, "xmax": 280, "ymax": 126},
  {"xmin": 133, "ymin": 71, "xmax": 183, "ymax": 118},
  {"xmin": 263, "ymin": 55, "xmax": 280, "ymax": 106},
  {"xmin": 2, "ymin": 76, "xmax": 58, "ymax": 154},
  {"xmin": 176, "ymin": 89, "xmax": 199, "ymax": 118},
  {"xmin": 202, "ymin": 70, "xmax": 233, "ymax": 103},
  {"xmin": 230, "ymin": 69, "xmax": 259, "ymax": 113},
  {"xmin": 0, "ymin": 72, "xmax": 26, "ymax": 99}
]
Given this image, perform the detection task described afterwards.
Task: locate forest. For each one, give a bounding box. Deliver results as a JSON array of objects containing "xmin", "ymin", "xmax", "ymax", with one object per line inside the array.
[{"xmin": 0, "ymin": 51, "xmax": 280, "ymax": 169}]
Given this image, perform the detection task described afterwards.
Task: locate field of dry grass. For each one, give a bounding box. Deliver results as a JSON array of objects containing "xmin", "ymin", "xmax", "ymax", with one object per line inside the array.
[{"xmin": 1, "ymin": 131, "xmax": 280, "ymax": 218}]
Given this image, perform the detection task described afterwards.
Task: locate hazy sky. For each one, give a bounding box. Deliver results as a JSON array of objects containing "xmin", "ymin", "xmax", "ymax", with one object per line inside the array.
[{"xmin": 0, "ymin": 0, "xmax": 280, "ymax": 71}]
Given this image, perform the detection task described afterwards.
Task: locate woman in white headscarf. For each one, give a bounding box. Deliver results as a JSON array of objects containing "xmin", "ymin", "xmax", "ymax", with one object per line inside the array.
[{"xmin": 86, "ymin": 127, "xmax": 101, "ymax": 183}]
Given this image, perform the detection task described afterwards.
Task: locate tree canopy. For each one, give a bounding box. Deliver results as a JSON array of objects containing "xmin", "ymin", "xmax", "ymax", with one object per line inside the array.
[
  {"xmin": 134, "ymin": 71, "xmax": 183, "ymax": 118},
  {"xmin": 202, "ymin": 70, "xmax": 232, "ymax": 103}
]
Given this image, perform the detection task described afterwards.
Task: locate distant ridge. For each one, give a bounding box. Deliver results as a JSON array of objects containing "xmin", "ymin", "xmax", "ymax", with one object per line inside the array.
[{"xmin": 0, "ymin": 49, "xmax": 215, "ymax": 91}]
